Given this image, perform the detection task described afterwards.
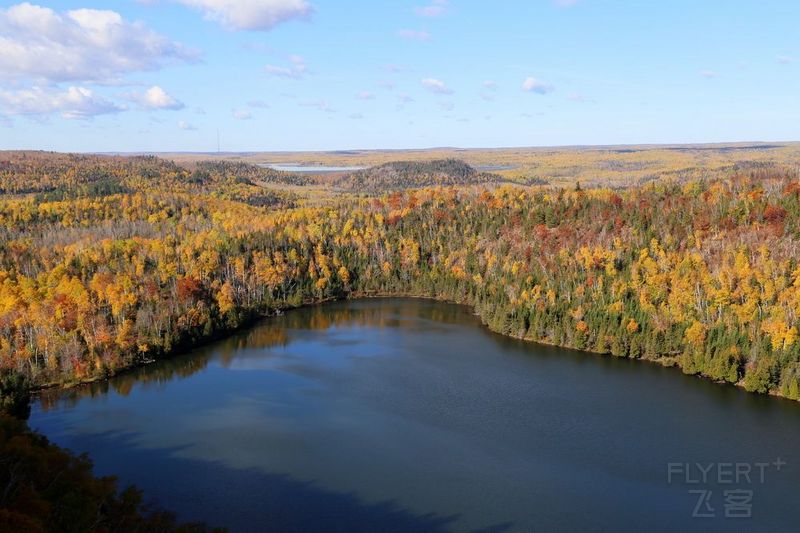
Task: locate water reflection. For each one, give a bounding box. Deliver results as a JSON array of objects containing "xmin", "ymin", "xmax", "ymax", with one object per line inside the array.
[
  {"xmin": 38, "ymin": 299, "xmax": 471, "ymax": 411},
  {"xmin": 30, "ymin": 299, "xmax": 800, "ymax": 532},
  {"xmin": 38, "ymin": 349, "xmax": 215, "ymax": 411}
]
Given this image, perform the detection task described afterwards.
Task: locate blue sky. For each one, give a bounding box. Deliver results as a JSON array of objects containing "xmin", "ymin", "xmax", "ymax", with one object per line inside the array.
[{"xmin": 0, "ymin": 0, "xmax": 798, "ymax": 152}]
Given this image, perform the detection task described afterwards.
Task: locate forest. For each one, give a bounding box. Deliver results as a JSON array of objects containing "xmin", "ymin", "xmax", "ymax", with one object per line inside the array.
[
  {"xmin": 3, "ymin": 149, "xmax": 800, "ymax": 529},
  {"xmin": 332, "ymin": 159, "xmax": 506, "ymax": 192},
  {"xmin": 2, "ymin": 150, "xmax": 800, "ymax": 407},
  {"xmin": 166, "ymin": 142, "xmax": 800, "ymax": 188}
]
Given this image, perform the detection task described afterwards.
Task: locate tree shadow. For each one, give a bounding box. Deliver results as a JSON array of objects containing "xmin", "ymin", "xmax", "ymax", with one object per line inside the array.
[{"xmin": 55, "ymin": 429, "xmax": 516, "ymax": 532}]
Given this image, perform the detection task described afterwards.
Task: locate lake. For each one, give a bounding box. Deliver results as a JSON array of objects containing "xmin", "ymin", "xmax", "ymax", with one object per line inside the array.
[
  {"xmin": 258, "ymin": 164, "xmax": 366, "ymax": 173},
  {"xmin": 29, "ymin": 299, "xmax": 800, "ymax": 532}
]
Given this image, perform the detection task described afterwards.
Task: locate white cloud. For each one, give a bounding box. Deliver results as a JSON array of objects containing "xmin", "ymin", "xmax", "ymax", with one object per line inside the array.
[
  {"xmin": 777, "ymin": 55, "xmax": 794, "ymax": 65},
  {"xmin": 356, "ymin": 91, "xmax": 375, "ymax": 100},
  {"xmin": 0, "ymin": 3, "xmax": 194, "ymax": 84},
  {"xmin": 349, "ymin": 113, "xmax": 363, "ymax": 119},
  {"xmin": 378, "ymin": 80, "xmax": 397, "ymax": 90},
  {"xmin": 232, "ymin": 109, "xmax": 252, "ymax": 119},
  {"xmin": 264, "ymin": 54, "xmax": 307, "ymax": 78},
  {"xmin": 397, "ymin": 29, "xmax": 431, "ymax": 41},
  {"xmin": 421, "ymin": 77, "xmax": 453, "ymax": 94},
  {"xmin": 0, "ymin": 85, "xmax": 125, "ymax": 119},
  {"xmin": 248, "ymin": 99, "xmax": 269, "ymax": 108},
  {"xmin": 126, "ymin": 85, "xmax": 184, "ymax": 110},
  {"xmin": 175, "ymin": 0, "xmax": 312, "ymax": 31},
  {"xmin": 522, "ymin": 76, "xmax": 554, "ymax": 94},
  {"xmin": 698, "ymin": 70, "xmax": 719, "ymax": 78},
  {"xmin": 414, "ymin": 0, "xmax": 448, "ymax": 17},
  {"xmin": 178, "ymin": 120, "xmax": 196, "ymax": 130},
  {"xmin": 300, "ymin": 99, "xmax": 334, "ymax": 112},
  {"xmin": 483, "ymin": 80, "xmax": 498, "ymax": 90}
]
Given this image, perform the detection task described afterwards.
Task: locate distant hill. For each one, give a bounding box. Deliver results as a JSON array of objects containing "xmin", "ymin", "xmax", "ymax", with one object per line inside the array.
[
  {"xmin": 0, "ymin": 151, "xmax": 177, "ymax": 195},
  {"xmin": 190, "ymin": 160, "xmax": 315, "ymax": 187},
  {"xmin": 333, "ymin": 159, "xmax": 505, "ymax": 192},
  {"xmin": 0, "ymin": 152, "xmax": 301, "ymax": 208}
]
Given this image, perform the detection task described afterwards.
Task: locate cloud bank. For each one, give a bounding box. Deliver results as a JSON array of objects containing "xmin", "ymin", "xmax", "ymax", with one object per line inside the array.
[
  {"xmin": 0, "ymin": 3, "xmax": 194, "ymax": 84},
  {"xmin": 0, "ymin": 86, "xmax": 125, "ymax": 119},
  {"xmin": 175, "ymin": 0, "xmax": 312, "ymax": 31}
]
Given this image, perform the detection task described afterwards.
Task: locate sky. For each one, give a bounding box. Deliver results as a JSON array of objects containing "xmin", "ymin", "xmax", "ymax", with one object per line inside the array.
[{"xmin": 0, "ymin": 0, "xmax": 798, "ymax": 152}]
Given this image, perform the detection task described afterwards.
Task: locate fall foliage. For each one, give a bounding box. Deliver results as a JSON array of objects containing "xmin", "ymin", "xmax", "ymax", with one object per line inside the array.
[{"xmin": 2, "ymin": 151, "xmax": 800, "ymax": 404}]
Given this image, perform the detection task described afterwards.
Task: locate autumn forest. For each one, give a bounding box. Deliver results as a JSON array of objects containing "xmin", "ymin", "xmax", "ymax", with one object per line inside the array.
[
  {"xmin": 1, "ymin": 149, "xmax": 800, "ymax": 403},
  {"xmin": 2, "ymin": 146, "xmax": 800, "ymax": 529}
]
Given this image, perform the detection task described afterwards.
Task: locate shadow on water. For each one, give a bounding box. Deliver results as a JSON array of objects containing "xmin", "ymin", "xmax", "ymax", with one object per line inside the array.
[
  {"xmin": 38, "ymin": 299, "xmax": 475, "ymax": 412},
  {"xmin": 61, "ymin": 429, "xmax": 474, "ymax": 533},
  {"xmin": 30, "ymin": 298, "xmax": 800, "ymax": 532}
]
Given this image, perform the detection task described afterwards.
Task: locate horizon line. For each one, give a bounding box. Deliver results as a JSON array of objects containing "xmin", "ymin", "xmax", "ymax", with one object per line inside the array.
[{"xmin": 4, "ymin": 139, "xmax": 800, "ymax": 156}]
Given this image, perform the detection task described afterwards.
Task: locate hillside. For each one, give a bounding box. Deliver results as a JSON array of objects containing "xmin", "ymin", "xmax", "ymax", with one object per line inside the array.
[
  {"xmin": 0, "ymin": 151, "xmax": 301, "ymax": 209},
  {"xmin": 189, "ymin": 160, "xmax": 315, "ymax": 187},
  {"xmin": 162, "ymin": 142, "xmax": 800, "ymax": 188},
  {"xmin": 1, "ymin": 152, "xmax": 800, "ymax": 403},
  {"xmin": 332, "ymin": 159, "xmax": 506, "ymax": 192}
]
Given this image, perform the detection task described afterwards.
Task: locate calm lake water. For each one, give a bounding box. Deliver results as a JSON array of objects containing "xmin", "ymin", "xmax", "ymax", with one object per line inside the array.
[{"xmin": 29, "ymin": 299, "xmax": 800, "ymax": 532}]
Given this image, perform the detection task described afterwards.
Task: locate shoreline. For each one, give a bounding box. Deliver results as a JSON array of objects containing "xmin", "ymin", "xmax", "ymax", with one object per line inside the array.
[{"xmin": 29, "ymin": 292, "xmax": 798, "ymax": 406}]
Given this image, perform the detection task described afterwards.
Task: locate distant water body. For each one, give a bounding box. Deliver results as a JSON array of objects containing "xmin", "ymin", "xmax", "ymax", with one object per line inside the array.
[
  {"xmin": 258, "ymin": 164, "xmax": 517, "ymax": 173},
  {"xmin": 258, "ymin": 163, "xmax": 366, "ymax": 173},
  {"xmin": 30, "ymin": 299, "xmax": 800, "ymax": 532}
]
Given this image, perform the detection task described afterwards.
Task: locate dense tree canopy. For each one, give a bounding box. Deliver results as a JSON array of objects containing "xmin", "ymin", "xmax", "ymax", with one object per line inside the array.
[
  {"xmin": 333, "ymin": 159, "xmax": 505, "ymax": 192},
  {"xmin": 4, "ymin": 152, "xmax": 800, "ymax": 530},
  {"xmin": 1, "ymin": 153, "xmax": 800, "ymax": 403}
]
